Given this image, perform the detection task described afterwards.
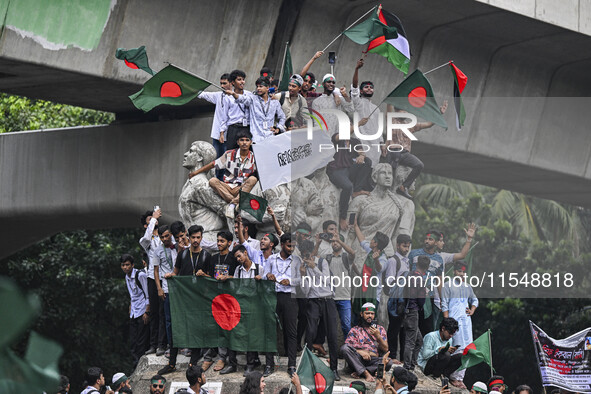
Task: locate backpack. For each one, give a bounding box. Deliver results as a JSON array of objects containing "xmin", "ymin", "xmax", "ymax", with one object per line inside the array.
[
  {"xmin": 134, "ymin": 269, "xmax": 147, "ymax": 299},
  {"xmin": 237, "ymin": 263, "xmax": 260, "ymax": 278},
  {"xmin": 323, "ymin": 253, "xmax": 350, "ymax": 275},
  {"xmin": 382, "ymin": 255, "xmax": 401, "ymax": 296}
]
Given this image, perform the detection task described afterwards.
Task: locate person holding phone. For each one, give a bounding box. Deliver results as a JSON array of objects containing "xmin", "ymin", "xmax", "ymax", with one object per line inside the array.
[
  {"xmin": 417, "ymin": 317, "xmax": 462, "ymax": 383},
  {"xmin": 375, "ymin": 357, "xmax": 418, "ymax": 394}
]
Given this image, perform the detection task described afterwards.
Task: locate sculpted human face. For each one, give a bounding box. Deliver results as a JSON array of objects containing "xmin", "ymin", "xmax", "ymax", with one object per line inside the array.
[
  {"xmin": 183, "ymin": 143, "xmax": 200, "ymax": 169},
  {"xmin": 375, "ymin": 167, "xmax": 393, "ymax": 187}
]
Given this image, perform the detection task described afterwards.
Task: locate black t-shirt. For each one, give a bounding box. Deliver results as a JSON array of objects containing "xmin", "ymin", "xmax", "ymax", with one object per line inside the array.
[
  {"xmin": 174, "ymin": 248, "xmax": 213, "ymax": 277},
  {"xmin": 212, "ymin": 252, "xmax": 239, "ymax": 279}
]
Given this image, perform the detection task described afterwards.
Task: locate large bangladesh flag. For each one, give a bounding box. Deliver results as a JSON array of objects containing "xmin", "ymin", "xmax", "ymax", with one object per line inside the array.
[
  {"xmin": 383, "ymin": 69, "xmax": 448, "ymax": 129},
  {"xmin": 129, "ymin": 64, "xmax": 211, "ymax": 112},
  {"xmin": 297, "ymin": 347, "xmax": 335, "ymax": 394},
  {"xmin": 169, "ymin": 277, "xmax": 277, "ymax": 352},
  {"xmin": 458, "ymin": 330, "xmax": 493, "ymax": 371}
]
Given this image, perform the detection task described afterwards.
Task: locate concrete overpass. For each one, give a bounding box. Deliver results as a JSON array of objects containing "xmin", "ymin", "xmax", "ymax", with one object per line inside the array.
[{"xmin": 1, "ymin": 0, "xmax": 591, "ymax": 258}]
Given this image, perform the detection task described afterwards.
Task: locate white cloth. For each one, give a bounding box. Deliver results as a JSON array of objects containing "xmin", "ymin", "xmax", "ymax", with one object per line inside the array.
[
  {"xmin": 441, "ymin": 278, "xmax": 478, "ymax": 350},
  {"xmin": 301, "ymin": 256, "xmax": 334, "ymax": 298},
  {"xmin": 264, "ymin": 253, "xmax": 302, "ymax": 293},
  {"xmin": 243, "ymin": 241, "xmax": 271, "ymax": 273},
  {"xmin": 154, "ymin": 245, "xmax": 177, "ymax": 293},
  {"xmin": 139, "ymin": 217, "xmax": 161, "ymax": 279},
  {"xmin": 223, "ymin": 91, "xmax": 252, "ymax": 130},
  {"xmin": 351, "ymin": 85, "xmax": 382, "ymax": 167},
  {"xmin": 236, "ymin": 93, "xmax": 286, "ymax": 142},
  {"xmin": 125, "ymin": 268, "xmax": 149, "ymax": 318},
  {"xmin": 198, "ymin": 91, "xmax": 230, "ymax": 139}
]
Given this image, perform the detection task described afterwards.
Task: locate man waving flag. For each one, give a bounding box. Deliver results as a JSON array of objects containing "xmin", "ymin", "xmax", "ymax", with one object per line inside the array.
[{"xmin": 367, "ymin": 5, "xmax": 411, "ymax": 74}]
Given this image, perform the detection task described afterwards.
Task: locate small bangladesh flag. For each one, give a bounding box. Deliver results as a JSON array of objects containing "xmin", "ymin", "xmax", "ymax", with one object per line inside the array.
[
  {"xmin": 367, "ymin": 6, "xmax": 411, "ymax": 75},
  {"xmin": 129, "ymin": 64, "xmax": 211, "ymax": 112},
  {"xmin": 449, "ymin": 62, "xmax": 468, "ymax": 130},
  {"xmin": 297, "ymin": 347, "xmax": 335, "ymax": 394},
  {"xmin": 458, "ymin": 330, "xmax": 493, "ymax": 371},
  {"xmin": 169, "ymin": 277, "xmax": 277, "ymax": 352},
  {"xmin": 343, "ymin": 6, "xmax": 399, "ymax": 46},
  {"xmin": 383, "ymin": 69, "xmax": 448, "ymax": 129},
  {"xmin": 239, "ymin": 191, "xmax": 268, "ymax": 223},
  {"xmin": 278, "ymin": 42, "xmax": 293, "ymax": 92},
  {"xmin": 115, "ymin": 46, "xmax": 154, "ymax": 75}
]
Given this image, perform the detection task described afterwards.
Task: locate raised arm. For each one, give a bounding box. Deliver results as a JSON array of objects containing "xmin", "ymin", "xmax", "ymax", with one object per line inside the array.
[
  {"xmin": 188, "ymin": 161, "xmax": 215, "ymax": 179},
  {"xmin": 300, "ymin": 51, "xmax": 323, "ymax": 77},
  {"xmin": 453, "ymin": 223, "xmax": 476, "ymax": 261},
  {"xmin": 352, "ymin": 58, "xmax": 363, "ymax": 88}
]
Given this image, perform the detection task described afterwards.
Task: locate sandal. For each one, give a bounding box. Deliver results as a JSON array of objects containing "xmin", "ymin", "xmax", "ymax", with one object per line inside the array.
[{"xmin": 213, "ymin": 359, "xmax": 225, "ymax": 371}]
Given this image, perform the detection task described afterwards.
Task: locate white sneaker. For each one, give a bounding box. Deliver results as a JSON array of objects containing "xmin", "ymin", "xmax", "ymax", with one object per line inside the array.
[{"xmin": 225, "ymin": 203, "xmax": 236, "ymax": 218}]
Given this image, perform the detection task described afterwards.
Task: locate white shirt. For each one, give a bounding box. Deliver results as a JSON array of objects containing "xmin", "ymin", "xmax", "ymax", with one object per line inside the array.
[
  {"xmin": 139, "ymin": 218, "xmax": 162, "ymax": 279},
  {"xmin": 154, "ymin": 244, "xmax": 177, "ymax": 293},
  {"xmin": 223, "ymin": 91, "xmax": 252, "ymax": 130},
  {"xmin": 233, "ymin": 262, "xmax": 261, "ymax": 278},
  {"xmin": 302, "ymin": 256, "xmax": 334, "ymax": 298},
  {"xmin": 243, "ymin": 241, "xmax": 271, "ymax": 273},
  {"xmin": 198, "ymin": 91, "xmax": 230, "ymax": 139},
  {"xmin": 125, "ymin": 268, "xmax": 149, "ymax": 318},
  {"xmin": 351, "ymin": 85, "xmax": 382, "ymax": 167},
  {"xmin": 237, "ymin": 93, "xmax": 286, "ymax": 143},
  {"xmin": 264, "ymin": 252, "xmax": 302, "ymax": 293}
]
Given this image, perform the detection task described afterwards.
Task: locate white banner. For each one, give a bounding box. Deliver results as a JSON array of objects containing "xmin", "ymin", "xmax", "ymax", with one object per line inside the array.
[{"xmin": 252, "ymin": 127, "xmax": 333, "ymax": 190}]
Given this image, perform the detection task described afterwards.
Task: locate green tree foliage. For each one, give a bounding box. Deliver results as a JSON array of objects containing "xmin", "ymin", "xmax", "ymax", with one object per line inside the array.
[
  {"xmin": 0, "ymin": 93, "xmax": 114, "ymax": 133},
  {"xmin": 413, "ymin": 182, "xmax": 591, "ymax": 392},
  {"xmin": 0, "ymin": 229, "xmax": 143, "ymax": 391}
]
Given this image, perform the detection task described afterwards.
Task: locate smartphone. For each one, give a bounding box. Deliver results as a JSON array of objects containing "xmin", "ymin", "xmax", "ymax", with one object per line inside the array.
[
  {"xmin": 376, "ymin": 363, "xmax": 384, "ymax": 379},
  {"xmin": 349, "ymin": 213, "xmax": 356, "ymax": 225},
  {"xmin": 441, "ymin": 377, "xmax": 449, "ymax": 388},
  {"xmin": 328, "ymin": 51, "xmax": 336, "ymax": 65},
  {"xmin": 154, "ymin": 205, "xmax": 160, "ymax": 212}
]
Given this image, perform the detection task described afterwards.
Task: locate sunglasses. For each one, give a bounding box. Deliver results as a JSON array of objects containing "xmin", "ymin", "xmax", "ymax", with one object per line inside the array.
[{"xmin": 152, "ymin": 384, "xmax": 165, "ymax": 388}]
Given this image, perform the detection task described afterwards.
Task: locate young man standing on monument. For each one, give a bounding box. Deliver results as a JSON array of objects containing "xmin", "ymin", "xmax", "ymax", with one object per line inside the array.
[{"xmin": 222, "ymin": 69, "xmax": 250, "ymax": 150}]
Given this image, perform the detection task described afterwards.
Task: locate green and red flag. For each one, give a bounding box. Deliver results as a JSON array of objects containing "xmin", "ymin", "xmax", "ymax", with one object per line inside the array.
[
  {"xmin": 383, "ymin": 69, "xmax": 448, "ymax": 129},
  {"xmin": 239, "ymin": 191, "xmax": 268, "ymax": 223},
  {"xmin": 449, "ymin": 62, "xmax": 468, "ymax": 130},
  {"xmin": 115, "ymin": 46, "xmax": 155, "ymax": 75},
  {"xmin": 278, "ymin": 42, "xmax": 293, "ymax": 92},
  {"xmin": 129, "ymin": 64, "xmax": 211, "ymax": 112},
  {"xmin": 458, "ymin": 330, "xmax": 493, "ymax": 371},
  {"xmin": 297, "ymin": 347, "xmax": 335, "ymax": 394},
  {"xmin": 343, "ymin": 6, "xmax": 398, "ymax": 46},
  {"xmin": 169, "ymin": 277, "xmax": 277, "ymax": 352},
  {"xmin": 367, "ymin": 5, "xmax": 411, "ymax": 74}
]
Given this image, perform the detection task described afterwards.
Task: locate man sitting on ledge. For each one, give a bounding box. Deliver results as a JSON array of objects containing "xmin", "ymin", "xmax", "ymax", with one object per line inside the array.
[{"xmin": 188, "ymin": 129, "xmax": 258, "ymax": 218}]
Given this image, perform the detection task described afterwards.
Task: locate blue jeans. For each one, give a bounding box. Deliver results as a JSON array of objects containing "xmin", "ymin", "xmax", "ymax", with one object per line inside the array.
[
  {"xmin": 163, "ymin": 293, "xmax": 172, "ymax": 345},
  {"xmin": 212, "ymin": 138, "xmax": 226, "ymax": 180},
  {"xmin": 334, "ymin": 300, "xmax": 351, "ymax": 338}
]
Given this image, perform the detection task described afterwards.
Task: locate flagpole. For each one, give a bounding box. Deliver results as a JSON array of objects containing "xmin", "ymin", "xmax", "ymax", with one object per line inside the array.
[
  {"xmin": 167, "ymin": 62, "xmax": 225, "ymax": 91},
  {"xmin": 279, "ymin": 41, "xmax": 289, "ymax": 85},
  {"xmin": 424, "ymin": 61, "xmax": 452, "ymax": 75},
  {"xmin": 321, "ymin": 6, "xmax": 377, "ymax": 52},
  {"xmin": 488, "ymin": 330, "xmax": 494, "ymax": 378}
]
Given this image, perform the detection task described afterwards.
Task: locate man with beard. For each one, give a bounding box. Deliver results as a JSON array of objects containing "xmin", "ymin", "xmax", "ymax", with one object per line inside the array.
[
  {"xmin": 159, "ymin": 225, "xmax": 213, "ymax": 374},
  {"xmin": 222, "ymin": 69, "xmax": 250, "ymax": 150},
  {"xmin": 351, "ymin": 58, "xmax": 382, "ymax": 167},
  {"xmin": 237, "ymin": 218, "xmax": 276, "ymax": 272},
  {"xmin": 264, "ymin": 233, "xmax": 302, "ymax": 377},
  {"xmin": 226, "ymin": 76, "xmax": 286, "ymax": 142},
  {"xmin": 311, "ymin": 74, "xmax": 354, "ymax": 135},
  {"xmin": 273, "ymin": 74, "xmax": 307, "ymax": 130},
  {"xmin": 340, "ymin": 303, "xmax": 394, "ymax": 382},
  {"xmin": 148, "ymin": 375, "xmax": 166, "ymax": 394},
  {"xmin": 299, "ymin": 51, "xmax": 323, "ymax": 105}
]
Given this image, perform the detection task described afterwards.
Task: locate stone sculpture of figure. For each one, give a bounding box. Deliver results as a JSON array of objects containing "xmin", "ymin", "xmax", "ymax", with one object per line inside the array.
[
  {"xmin": 289, "ymin": 176, "xmax": 323, "ymax": 232},
  {"xmin": 348, "ymin": 163, "xmax": 404, "ymax": 268},
  {"xmin": 178, "ymin": 141, "xmax": 227, "ymax": 243},
  {"xmin": 391, "ymin": 165, "xmax": 416, "ymax": 238},
  {"xmin": 308, "ymin": 167, "xmax": 340, "ymax": 233}
]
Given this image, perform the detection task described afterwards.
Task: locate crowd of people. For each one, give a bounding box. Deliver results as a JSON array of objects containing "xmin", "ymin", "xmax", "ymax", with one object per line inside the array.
[{"xmin": 60, "ymin": 53, "xmax": 536, "ymax": 394}]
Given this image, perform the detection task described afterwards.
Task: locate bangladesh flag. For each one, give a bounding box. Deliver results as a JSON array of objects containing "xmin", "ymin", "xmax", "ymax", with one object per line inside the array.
[
  {"xmin": 278, "ymin": 43, "xmax": 293, "ymax": 92},
  {"xmin": 367, "ymin": 6, "xmax": 410, "ymax": 74},
  {"xmin": 383, "ymin": 69, "xmax": 448, "ymax": 130},
  {"xmin": 343, "ymin": 6, "xmax": 398, "ymax": 46},
  {"xmin": 239, "ymin": 191, "xmax": 268, "ymax": 223},
  {"xmin": 297, "ymin": 347, "xmax": 335, "ymax": 394},
  {"xmin": 115, "ymin": 46, "xmax": 154, "ymax": 75},
  {"xmin": 169, "ymin": 277, "xmax": 277, "ymax": 352},
  {"xmin": 450, "ymin": 62, "xmax": 468, "ymax": 130},
  {"xmin": 458, "ymin": 330, "xmax": 493, "ymax": 371},
  {"xmin": 129, "ymin": 64, "xmax": 211, "ymax": 112}
]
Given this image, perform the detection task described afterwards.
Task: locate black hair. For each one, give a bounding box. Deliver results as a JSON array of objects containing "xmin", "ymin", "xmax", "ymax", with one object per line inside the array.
[
  {"xmin": 151, "ymin": 374, "xmax": 166, "ymax": 383},
  {"xmin": 373, "ymin": 231, "xmax": 389, "ymax": 251},
  {"xmin": 170, "ymin": 221, "xmax": 186, "ymax": 236},
  {"xmin": 186, "ymin": 365, "xmax": 203, "ymax": 386},
  {"xmin": 296, "ymin": 222, "xmax": 312, "ymax": 233},
  {"xmin": 417, "ymin": 255, "xmax": 430, "ymax": 271},
  {"xmin": 188, "ymin": 224, "xmax": 204, "ymax": 236},
  {"xmin": 514, "ymin": 385, "xmax": 533, "ymax": 394},
  {"xmin": 270, "ymin": 79, "xmax": 278, "ymax": 87},
  {"xmin": 280, "ymin": 233, "xmax": 292, "ymax": 244},
  {"xmin": 158, "ymin": 224, "xmax": 170, "ymax": 236},
  {"xmin": 322, "ymin": 220, "xmax": 337, "ymax": 232},
  {"xmin": 229, "ymin": 69, "xmax": 246, "ymax": 82},
  {"xmin": 233, "ymin": 245, "xmax": 248, "ymax": 256},
  {"xmin": 217, "ymin": 230, "xmax": 234, "ymax": 242},
  {"xmin": 239, "ymin": 371, "xmax": 263, "ymax": 394},
  {"xmin": 305, "ymin": 72, "xmax": 316, "ymax": 84},
  {"xmin": 142, "ymin": 252, "xmax": 148, "ymax": 262},
  {"xmin": 488, "ymin": 376, "xmax": 506, "ymax": 389},
  {"xmin": 220, "ymin": 73, "xmax": 230, "ymax": 81},
  {"xmin": 140, "ymin": 210, "xmax": 152, "ymax": 226},
  {"xmin": 120, "ymin": 254, "xmax": 134, "ymax": 264},
  {"xmin": 391, "ymin": 367, "xmax": 417, "ymax": 390},
  {"xmin": 85, "ymin": 367, "xmax": 102, "ymax": 386},
  {"xmin": 396, "ymin": 234, "xmax": 412, "ymax": 245},
  {"xmin": 119, "ymin": 387, "xmax": 132, "ymax": 394},
  {"xmin": 454, "ymin": 260, "xmax": 468, "ymax": 271},
  {"xmin": 236, "ymin": 129, "xmax": 253, "ymax": 141},
  {"xmin": 440, "ymin": 317, "xmax": 459, "ymax": 333},
  {"xmin": 360, "ymin": 81, "xmax": 374, "ymax": 89},
  {"xmin": 255, "ymin": 76, "xmax": 270, "ymax": 87},
  {"xmin": 260, "ymin": 67, "xmax": 273, "ymax": 77},
  {"xmin": 299, "ymin": 239, "xmax": 315, "ymax": 256},
  {"xmin": 57, "ymin": 375, "xmax": 69, "ymax": 393},
  {"xmin": 278, "ymin": 389, "xmax": 290, "ymax": 394}
]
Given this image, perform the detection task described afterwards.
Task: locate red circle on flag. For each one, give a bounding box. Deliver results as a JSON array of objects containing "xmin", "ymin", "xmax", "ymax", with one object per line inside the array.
[
  {"xmin": 314, "ymin": 373, "xmax": 327, "ymax": 393},
  {"xmin": 161, "ymin": 81, "xmax": 182, "ymax": 97},
  {"xmin": 250, "ymin": 199, "xmax": 260, "ymax": 210},
  {"xmin": 463, "ymin": 342, "xmax": 476, "ymax": 355},
  {"xmin": 408, "ymin": 87, "xmax": 427, "ymax": 108},
  {"xmin": 211, "ymin": 294, "xmax": 241, "ymax": 331},
  {"xmin": 124, "ymin": 59, "xmax": 139, "ymax": 69}
]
